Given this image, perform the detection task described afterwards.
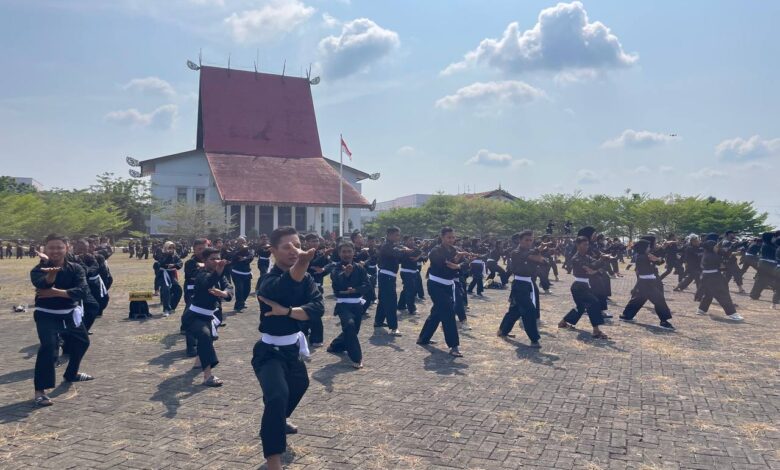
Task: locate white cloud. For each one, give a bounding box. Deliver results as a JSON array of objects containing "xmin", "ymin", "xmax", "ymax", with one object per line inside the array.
[
  {"xmin": 322, "ymin": 13, "xmax": 340, "ymax": 28},
  {"xmin": 318, "ymin": 18, "xmax": 400, "ymax": 79},
  {"xmin": 105, "ymin": 104, "xmax": 178, "ymax": 129},
  {"xmin": 441, "ymin": 1, "xmax": 637, "ymax": 76},
  {"xmin": 190, "ymin": 0, "xmax": 225, "ymax": 6},
  {"xmin": 397, "ymin": 145, "xmax": 417, "ymax": 157},
  {"xmin": 659, "ymin": 165, "xmax": 674, "ymax": 174},
  {"xmin": 715, "ymin": 135, "xmax": 780, "ymax": 160},
  {"xmin": 224, "ymin": 0, "xmax": 315, "ymax": 44},
  {"xmin": 466, "ymin": 149, "xmax": 533, "ymax": 169},
  {"xmin": 690, "ymin": 167, "xmax": 726, "ymax": 179},
  {"xmin": 122, "ymin": 76, "xmax": 176, "ymax": 97},
  {"xmin": 602, "ymin": 129, "xmax": 678, "ymax": 149},
  {"xmin": 630, "ymin": 165, "xmax": 650, "ymax": 174},
  {"xmin": 435, "ymin": 81, "xmax": 546, "ymax": 110},
  {"xmin": 576, "ymin": 169, "xmax": 599, "ymax": 184},
  {"xmin": 554, "ymin": 68, "xmax": 599, "ymax": 85}
]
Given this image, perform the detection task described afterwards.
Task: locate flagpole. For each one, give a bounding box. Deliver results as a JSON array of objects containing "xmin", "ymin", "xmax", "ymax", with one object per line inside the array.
[{"xmin": 339, "ymin": 133, "xmax": 344, "ymax": 237}]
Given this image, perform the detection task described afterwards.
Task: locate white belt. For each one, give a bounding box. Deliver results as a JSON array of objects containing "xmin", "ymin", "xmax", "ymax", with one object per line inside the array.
[
  {"xmin": 336, "ymin": 297, "xmax": 366, "ymax": 305},
  {"xmin": 261, "ymin": 332, "xmax": 310, "ymax": 357},
  {"xmin": 162, "ymin": 269, "xmax": 173, "ymax": 287},
  {"xmin": 379, "ymin": 269, "xmax": 397, "ymax": 277},
  {"xmin": 702, "ymin": 269, "xmax": 719, "ymax": 274},
  {"xmin": 574, "ymin": 277, "xmax": 590, "ymax": 285},
  {"xmin": 186, "ymin": 284, "xmax": 195, "ymax": 290},
  {"xmin": 472, "ymin": 260, "xmax": 488, "ymax": 277},
  {"xmin": 429, "ymin": 274, "xmax": 456, "ymax": 302},
  {"xmin": 189, "ymin": 305, "xmax": 220, "ymax": 337},
  {"xmin": 760, "ymin": 259, "xmax": 777, "ymax": 263},
  {"xmin": 399, "ymin": 268, "xmax": 417, "ymax": 274},
  {"xmin": 639, "ymin": 274, "xmax": 657, "ymax": 280},
  {"xmin": 36, "ymin": 304, "xmax": 84, "ymax": 327},
  {"xmin": 513, "ymin": 276, "xmax": 536, "ymax": 307},
  {"xmin": 88, "ymin": 274, "xmax": 108, "ymax": 297},
  {"xmin": 744, "ymin": 253, "xmax": 757, "ymax": 257},
  {"xmin": 231, "ymin": 269, "xmax": 252, "ymax": 276},
  {"xmin": 487, "ymin": 259, "xmax": 496, "ymax": 263},
  {"xmin": 258, "ymin": 257, "xmax": 272, "ymax": 273}
]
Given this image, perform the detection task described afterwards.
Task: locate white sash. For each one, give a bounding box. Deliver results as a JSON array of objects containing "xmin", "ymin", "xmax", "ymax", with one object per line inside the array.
[
  {"xmin": 399, "ymin": 268, "xmax": 417, "ymax": 274},
  {"xmin": 574, "ymin": 277, "xmax": 590, "ymax": 285},
  {"xmin": 429, "ymin": 274, "xmax": 456, "ymax": 302},
  {"xmin": 701, "ymin": 269, "xmax": 719, "ymax": 274},
  {"xmin": 231, "ymin": 269, "xmax": 252, "ymax": 276},
  {"xmin": 261, "ymin": 331, "xmax": 310, "ymax": 357},
  {"xmin": 36, "ymin": 303, "xmax": 84, "ymax": 327},
  {"xmin": 88, "ymin": 274, "xmax": 108, "ymax": 297},
  {"xmin": 379, "ymin": 269, "xmax": 397, "ymax": 278},
  {"xmin": 336, "ymin": 297, "xmax": 366, "ymax": 304},
  {"xmin": 639, "ymin": 274, "xmax": 657, "ymax": 280},
  {"xmin": 189, "ymin": 305, "xmax": 220, "ymax": 337},
  {"xmin": 513, "ymin": 276, "xmax": 536, "ymax": 307}
]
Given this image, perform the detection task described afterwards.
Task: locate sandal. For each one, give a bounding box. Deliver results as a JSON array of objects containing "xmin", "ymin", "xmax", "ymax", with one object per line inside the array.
[
  {"xmin": 203, "ymin": 376, "xmax": 223, "ymax": 387},
  {"xmin": 65, "ymin": 373, "xmax": 94, "ymax": 382},
  {"xmin": 449, "ymin": 349, "xmax": 464, "ymax": 358},
  {"xmin": 352, "ymin": 362, "xmax": 364, "ymax": 369},
  {"xmin": 34, "ymin": 395, "xmax": 53, "ymax": 407},
  {"xmin": 592, "ymin": 332, "xmax": 609, "ymax": 340}
]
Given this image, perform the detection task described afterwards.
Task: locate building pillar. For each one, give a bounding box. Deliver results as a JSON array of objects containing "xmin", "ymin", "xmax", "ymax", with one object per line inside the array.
[
  {"xmin": 272, "ymin": 205, "xmax": 279, "ymax": 230},
  {"xmin": 314, "ymin": 207, "xmax": 322, "ymax": 235},
  {"xmin": 239, "ymin": 205, "xmax": 246, "ymax": 237},
  {"xmin": 254, "ymin": 205, "xmax": 260, "ymax": 234},
  {"xmin": 291, "ymin": 206, "xmax": 296, "ymax": 229}
]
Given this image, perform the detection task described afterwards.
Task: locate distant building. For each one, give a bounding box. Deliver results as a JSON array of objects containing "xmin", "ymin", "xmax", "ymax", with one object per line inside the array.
[
  {"xmin": 362, "ymin": 193, "xmax": 434, "ymax": 223},
  {"xmin": 9, "ymin": 177, "xmax": 43, "ymax": 191},
  {"xmin": 461, "ymin": 187, "xmax": 518, "ymax": 202},
  {"xmin": 137, "ymin": 65, "xmax": 375, "ymax": 237}
]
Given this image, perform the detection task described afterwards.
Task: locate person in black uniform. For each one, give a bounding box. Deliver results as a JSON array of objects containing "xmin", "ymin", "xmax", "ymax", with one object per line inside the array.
[
  {"xmin": 486, "ymin": 241, "xmax": 509, "ymax": 287},
  {"xmin": 374, "ymin": 227, "xmax": 413, "ymax": 336},
  {"xmin": 31, "ymin": 234, "xmax": 94, "ymax": 407},
  {"xmin": 156, "ymin": 241, "xmax": 183, "ymax": 317},
  {"xmin": 256, "ymin": 234, "xmax": 273, "ymax": 277},
  {"xmin": 546, "ymin": 219, "xmax": 555, "ymax": 235},
  {"xmin": 720, "ymin": 231, "xmax": 746, "ymax": 294},
  {"xmin": 740, "ymin": 237, "xmax": 761, "ymax": 276},
  {"xmin": 695, "ymin": 237, "xmax": 743, "ymax": 320},
  {"xmin": 619, "ymin": 239, "xmax": 674, "ymax": 330},
  {"xmin": 397, "ymin": 236, "xmax": 422, "ymax": 315},
  {"xmin": 182, "ymin": 239, "xmax": 209, "ymax": 356},
  {"xmin": 351, "ymin": 231, "xmax": 376, "ymax": 315},
  {"xmin": 467, "ymin": 251, "xmax": 487, "ymax": 296},
  {"xmin": 674, "ymin": 234, "xmax": 702, "ymax": 293},
  {"xmin": 230, "ymin": 236, "xmax": 255, "ymax": 312},
  {"xmin": 749, "ymin": 232, "xmax": 778, "ymax": 302},
  {"xmin": 558, "ymin": 236, "xmax": 609, "ymax": 339},
  {"xmin": 578, "ymin": 227, "xmax": 614, "ymax": 318},
  {"xmin": 497, "ymin": 230, "xmax": 544, "ymax": 348},
  {"xmin": 658, "ymin": 234, "xmax": 684, "ymax": 283},
  {"xmin": 563, "ymin": 220, "xmax": 573, "ymax": 235},
  {"xmin": 417, "ymin": 227, "xmax": 464, "ymax": 357},
  {"xmin": 252, "ymin": 226, "xmax": 324, "ymax": 470},
  {"xmin": 181, "ymin": 247, "xmax": 231, "ymax": 386},
  {"xmin": 415, "ymin": 241, "xmax": 427, "ymax": 301},
  {"xmin": 302, "ymin": 234, "xmax": 331, "ymax": 347},
  {"xmin": 327, "ymin": 240, "xmax": 371, "ymax": 368}
]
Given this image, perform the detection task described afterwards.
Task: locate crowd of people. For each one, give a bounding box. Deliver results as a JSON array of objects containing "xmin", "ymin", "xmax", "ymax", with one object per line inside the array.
[{"xmin": 25, "ymin": 224, "xmax": 780, "ymax": 470}]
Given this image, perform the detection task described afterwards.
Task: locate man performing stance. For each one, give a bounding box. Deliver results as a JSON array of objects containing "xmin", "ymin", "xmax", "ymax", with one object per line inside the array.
[
  {"xmin": 619, "ymin": 239, "xmax": 675, "ymax": 330},
  {"xmin": 497, "ymin": 231, "xmax": 544, "ymax": 348},
  {"xmin": 31, "ymin": 234, "xmax": 94, "ymax": 407},
  {"xmin": 252, "ymin": 227, "xmax": 324, "ymax": 470},
  {"xmin": 558, "ymin": 236, "xmax": 610, "ymax": 339}
]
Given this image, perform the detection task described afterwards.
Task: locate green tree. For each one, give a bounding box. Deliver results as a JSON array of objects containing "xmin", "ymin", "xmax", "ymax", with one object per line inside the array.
[{"xmin": 158, "ymin": 202, "xmax": 236, "ymax": 240}]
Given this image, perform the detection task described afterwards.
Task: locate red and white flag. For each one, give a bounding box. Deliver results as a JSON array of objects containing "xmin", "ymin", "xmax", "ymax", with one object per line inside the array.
[{"xmin": 340, "ymin": 136, "xmax": 352, "ymax": 161}]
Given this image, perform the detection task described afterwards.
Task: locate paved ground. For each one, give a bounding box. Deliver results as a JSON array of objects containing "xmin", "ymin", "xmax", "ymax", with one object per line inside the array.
[{"xmin": 0, "ymin": 256, "xmax": 778, "ymax": 469}]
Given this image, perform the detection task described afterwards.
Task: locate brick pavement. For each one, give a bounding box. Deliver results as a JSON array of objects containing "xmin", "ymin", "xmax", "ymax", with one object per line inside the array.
[{"xmin": 0, "ymin": 257, "xmax": 778, "ymax": 469}]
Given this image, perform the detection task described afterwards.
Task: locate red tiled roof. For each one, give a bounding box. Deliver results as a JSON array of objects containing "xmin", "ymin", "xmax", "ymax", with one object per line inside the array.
[
  {"xmin": 198, "ymin": 65, "xmax": 322, "ymax": 158},
  {"xmin": 206, "ymin": 153, "xmax": 370, "ymax": 208}
]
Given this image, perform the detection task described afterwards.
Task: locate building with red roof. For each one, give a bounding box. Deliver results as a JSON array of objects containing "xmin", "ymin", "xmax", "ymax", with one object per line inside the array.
[{"xmin": 138, "ymin": 65, "xmax": 375, "ymax": 236}]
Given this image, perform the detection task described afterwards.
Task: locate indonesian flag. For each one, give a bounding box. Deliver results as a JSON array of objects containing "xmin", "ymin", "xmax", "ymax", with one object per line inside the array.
[{"xmin": 340, "ymin": 136, "xmax": 352, "ymax": 161}]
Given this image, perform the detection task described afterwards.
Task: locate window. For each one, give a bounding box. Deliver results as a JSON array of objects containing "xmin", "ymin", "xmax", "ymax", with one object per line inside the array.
[
  {"xmin": 195, "ymin": 188, "xmax": 206, "ymax": 204},
  {"xmin": 332, "ymin": 213, "xmax": 340, "ymax": 232},
  {"xmin": 258, "ymin": 206, "xmax": 274, "ymax": 234},
  {"xmin": 176, "ymin": 187, "xmax": 188, "ymax": 203},
  {"xmin": 295, "ymin": 206, "xmax": 307, "ymax": 231},
  {"xmin": 278, "ymin": 206, "xmax": 292, "ymax": 227}
]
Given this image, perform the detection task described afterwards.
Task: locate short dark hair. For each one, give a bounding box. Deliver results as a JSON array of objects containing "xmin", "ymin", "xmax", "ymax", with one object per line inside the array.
[
  {"xmin": 441, "ymin": 227, "xmax": 454, "ymax": 236},
  {"xmin": 338, "ymin": 241, "xmax": 355, "ymax": 252},
  {"xmin": 214, "ymin": 238, "xmax": 223, "ymax": 243},
  {"xmin": 386, "ymin": 226, "xmax": 400, "ymax": 236},
  {"xmin": 349, "ymin": 231, "xmax": 361, "ymax": 241},
  {"xmin": 517, "ymin": 230, "xmax": 533, "ymax": 240},
  {"xmin": 367, "ymin": 235, "xmax": 376, "ymax": 241},
  {"xmin": 271, "ymin": 226, "xmax": 298, "ymax": 247},
  {"xmin": 193, "ymin": 238, "xmax": 208, "ymax": 248},
  {"xmin": 201, "ymin": 247, "xmax": 220, "ymax": 259},
  {"xmin": 45, "ymin": 233, "xmax": 68, "ymax": 244},
  {"xmin": 576, "ymin": 236, "xmax": 589, "ymax": 245},
  {"xmin": 304, "ymin": 233, "xmax": 320, "ymax": 242}
]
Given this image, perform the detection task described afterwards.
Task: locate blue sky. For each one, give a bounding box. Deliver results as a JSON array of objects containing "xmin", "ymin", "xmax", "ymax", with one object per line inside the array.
[{"xmin": 1, "ymin": 0, "xmax": 779, "ymax": 225}]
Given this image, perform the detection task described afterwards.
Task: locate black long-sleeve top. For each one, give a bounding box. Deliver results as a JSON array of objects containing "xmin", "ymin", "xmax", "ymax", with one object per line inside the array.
[
  {"xmin": 760, "ymin": 242, "xmax": 776, "ymax": 261},
  {"xmin": 307, "ymin": 250, "xmax": 331, "ymax": 285},
  {"xmin": 155, "ymin": 253, "xmax": 183, "ymax": 282},
  {"xmin": 701, "ymin": 250, "xmax": 722, "ymax": 271},
  {"xmin": 256, "ymin": 246, "xmax": 272, "ymax": 272},
  {"xmin": 378, "ymin": 241, "xmax": 406, "ymax": 273},
  {"xmin": 683, "ymin": 245, "xmax": 702, "ymax": 269},
  {"xmin": 634, "ymin": 254, "xmax": 656, "ymax": 276},
  {"xmin": 183, "ymin": 256, "xmax": 202, "ymax": 288},
  {"xmin": 190, "ymin": 270, "xmax": 232, "ymax": 312},
  {"xmin": 230, "ymin": 247, "xmax": 255, "ymax": 273},
  {"xmin": 400, "ymin": 248, "xmax": 420, "ymax": 270},
  {"xmin": 331, "ymin": 262, "xmax": 371, "ymax": 299},
  {"xmin": 427, "ymin": 244, "xmax": 459, "ymax": 280},
  {"xmin": 510, "ymin": 247, "xmax": 538, "ymax": 277},
  {"xmin": 31, "ymin": 261, "xmax": 89, "ymax": 311},
  {"xmin": 571, "ymin": 253, "xmax": 603, "ymax": 278},
  {"xmin": 257, "ymin": 266, "xmax": 324, "ymax": 335}
]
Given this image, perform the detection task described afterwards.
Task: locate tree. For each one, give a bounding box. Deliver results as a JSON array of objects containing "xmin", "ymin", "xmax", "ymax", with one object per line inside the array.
[
  {"xmin": 158, "ymin": 202, "xmax": 236, "ymax": 240},
  {"xmin": 0, "ymin": 176, "xmax": 37, "ymax": 194},
  {"xmin": 89, "ymin": 172, "xmax": 155, "ymax": 234}
]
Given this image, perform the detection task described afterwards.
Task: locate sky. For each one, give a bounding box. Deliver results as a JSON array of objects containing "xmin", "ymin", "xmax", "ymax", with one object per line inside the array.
[{"xmin": 1, "ymin": 0, "xmax": 779, "ymax": 226}]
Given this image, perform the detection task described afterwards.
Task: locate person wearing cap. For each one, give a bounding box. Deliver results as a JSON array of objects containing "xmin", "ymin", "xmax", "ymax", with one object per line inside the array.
[
  {"xmin": 619, "ymin": 238, "xmax": 675, "ymax": 330},
  {"xmin": 695, "ymin": 238, "xmax": 743, "ymax": 320}
]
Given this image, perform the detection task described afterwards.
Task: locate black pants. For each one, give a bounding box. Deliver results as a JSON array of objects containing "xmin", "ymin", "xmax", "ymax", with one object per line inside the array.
[
  {"xmin": 34, "ymin": 311, "xmax": 90, "ymax": 390},
  {"xmin": 698, "ymin": 273, "xmax": 737, "ymax": 315},
  {"xmin": 397, "ymin": 271, "xmax": 417, "ymax": 314},
  {"xmin": 740, "ymin": 256, "xmax": 758, "ymax": 276},
  {"xmin": 365, "ymin": 266, "xmax": 377, "ymax": 307},
  {"xmin": 589, "ymin": 273, "xmax": 610, "ymax": 311},
  {"xmin": 182, "ymin": 310, "xmax": 219, "ymax": 368},
  {"xmin": 498, "ymin": 280, "xmax": 540, "ymax": 342},
  {"xmin": 454, "ymin": 280, "xmax": 467, "ymax": 322},
  {"xmin": 160, "ymin": 282, "xmax": 182, "ymax": 312},
  {"xmin": 415, "ymin": 271, "xmax": 425, "ymax": 299},
  {"xmin": 621, "ymin": 279, "xmax": 672, "ymax": 321},
  {"xmin": 487, "ymin": 262, "xmax": 509, "ymax": 285},
  {"xmin": 659, "ymin": 259, "xmax": 684, "ymax": 282},
  {"xmin": 563, "ymin": 282, "xmax": 604, "ymax": 327},
  {"xmin": 467, "ymin": 274, "xmax": 484, "ymax": 295},
  {"xmin": 537, "ymin": 266, "xmax": 551, "ymax": 291},
  {"xmin": 232, "ymin": 273, "xmax": 252, "ymax": 310},
  {"xmin": 724, "ymin": 260, "xmax": 743, "ymax": 287},
  {"xmin": 252, "ymin": 342, "xmax": 309, "ymax": 458},
  {"xmin": 418, "ymin": 280, "xmax": 459, "ymax": 348},
  {"xmin": 749, "ymin": 261, "xmax": 777, "ymax": 300},
  {"xmin": 677, "ymin": 267, "xmax": 701, "ymax": 291},
  {"xmin": 375, "ymin": 273, "xmax": 399, "ymax": 329},
  {"xmin": 329, "ymin": 303, "xmax": 363, "ymax": 363}
]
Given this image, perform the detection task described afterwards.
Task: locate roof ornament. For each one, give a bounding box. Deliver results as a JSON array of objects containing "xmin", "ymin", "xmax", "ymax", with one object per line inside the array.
[
  {"xmin": 186, "ymin": 60, "xmax": 200, "ymax": 71},
  {"xmin": 227, "ymin": 53, "xmax": 231, "ymax": 75},
  {"xmin": 254, "ymin": 49, "xmax": 259, "ymax": 79},
  {"xmin": 305, "ymin": 64, "xmax": 321, "ymax": 85},
  {"xmin": 369, "ymin": 199, "xmax": 377, "ymax": 211},
  {"xmin": 126, "ymin": 156, "xmax": 141, "ymax": 167},
  {"xmin": 282, "ymin": 59, "xmax": 286, "ymax": 78},
  {"xmin": 128, "ymin": 169, "xmax": 142, "ymax": 178}
]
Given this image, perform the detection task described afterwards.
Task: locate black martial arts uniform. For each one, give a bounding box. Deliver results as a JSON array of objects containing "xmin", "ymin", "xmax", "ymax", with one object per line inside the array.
[
  {"xmin": 467, "ymin": 256, "xmax": 486, "ymax": 295},
  {"xmin": 328, "ymin": 262, "xmax": 371, "ymax": 363},
  {"xmin": 156, "ymin": 253, "xmax": 183, "ymax": 314},
  {"xmin": 498, "ymin": 246, "xmax": 541, "ymax": 343},
  {"xmin": 621, "ymin": 248, "xmax": 672, "ymax": 323},
  {"xmin": 749, "ymin": 233, "xmax": 777, "ymax": 300},
  {"xmin": 676, "ymin": 243, "xmax": 702, "ymax": 292},
  {"xmin": 302, "ymin": 250, "xmax": 329, "ymax": 344},
  {"xmin": 355, "ymin": 246, "xmax": 377, "ymax": 311},
  {"xmin": 740, "ymin": 241, "xmax": 760, "ymax": 276},
  {"xmin": 70, "ymin": 254, "xmax": 101, "ymax": 332},
  {"xmin": 181, "ymin": 269, "xmax": 231, "ymax": 370},
  {"xmin": 230, "ymin": 246, "xmax": 255, "ymax": 311},
  {"xmin": 256, "ymin": 245, "xmax": 272, "ymax": 277},
  {"xmin": 252, "ymin": 266, "xmax": 324, "ymax": 458},
  {"xmin": 374, "ymin": 241, "xmax": 406, "ymax": 330},
  {"xmin": 697, "ymin": 247, "xmax": 737, "ymax": 316},
  {"xmin": 486, "ymin": 247, "xmax": 509, "ymax": 286},
  {"xmin": 417, "ymin": 244, "xmax": 460, "ymax": 348},
  {"xmin": 397, "ymin": 249, "xmax": 420, "ymax": 314},
  {"xmin": 562, "ymin": 253, "xmax": 606, "ymax": 328},
  {"xmin": 31, "ymin": 261, "xmax": 90, "ymax": 390}
]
